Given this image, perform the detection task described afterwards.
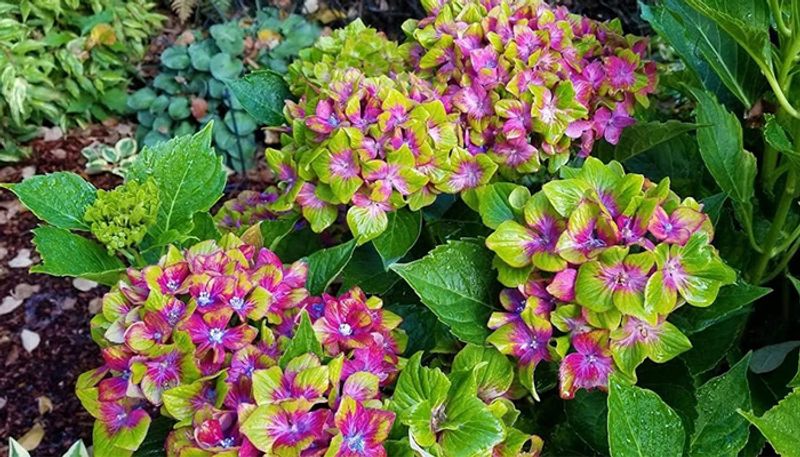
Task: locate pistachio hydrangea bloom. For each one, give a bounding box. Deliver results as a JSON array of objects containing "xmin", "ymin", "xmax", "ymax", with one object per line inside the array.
[
  {"xmin": 84, "ymin": 178, "xmax": 159, "ymax": 254},
  {"xmin": 286, "ymin": 19, "xmax": 409, "ymax": 102},
  {"xmin": 485, "ymin": 158, "xmax": 735, "ymax": 399},
  {"xmin": 78, "ymin": 235, "xmax": 404, "ymax": 456},
  {"xmin": 404, "ymin": 0, "xmax": 656, "ymax": 174}
]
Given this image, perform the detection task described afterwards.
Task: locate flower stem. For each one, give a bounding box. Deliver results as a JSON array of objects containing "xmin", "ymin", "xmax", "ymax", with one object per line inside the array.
[{"xmin": 750, "ymin": 170, "xmax": 797, "ymax": 284}]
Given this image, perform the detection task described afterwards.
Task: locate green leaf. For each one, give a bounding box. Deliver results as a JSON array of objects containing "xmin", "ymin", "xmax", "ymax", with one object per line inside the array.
[
  {"xmin": 227, "ymin": 70, "xmax": 291, "ymax": 126},
  {"xmin": 689, "ymin": 88, "xmax": 756, "ymax": 205},
  {"xmin": 607, "ymin": 375, "xmax": 685, "ymax": 457},
  {"xmin": 739, "ymin": 390, "xmax": 800, "ymax": 457},
  {"xmin": 259, "ymin": 214, "xmax": 299, "ymax": 250},
  {"xmin": 602, "ymin": 121, "xmax": 701, "ymax": 162},
  {"xmin": 1, "ymin": 172, "xmax": 96, "ymax": 230},
  {"xmin": 640, "ymin": 0, "xmax": 764, "ymax": 108},
  {"xmin": 304, "ymin": 239, "xmax": 357, "ymax": 295},
  {"xmin": 387, "ymin": 302, "xmax": 455, "ymax": 355},
  {"xmin": 8, "ymin": 438, "xmax": 30, "ymax": 457},
  {"xmin": 372, "ymin": 208, "xmax": 422, "ymax": 269},
  {"xmin": 209, "ymin": 53, "xmax": 243, "ymax": 81},
  {"xmin": 689, "ymin": 353, "xmax": 752, "ymax": 457},
  {"xmin": 63, "ymin": 440, "xmax": 90, "ymax": 457},
  {"xmin": 391, "ymin": 240, "xmax": 497, "ymax": 344},
  {"xmin": 683, "ymin": 0, "xmax": 772, "ymax": 75},
  {"xmin": 131, "ymin": 416, "xmax": 173, "ymax": 457},
  {"xmin": 764, "ymin": 114, "xmax": 800, "ymax": 169},
  {"xmin": 278, "ymin": 311, "xmax": 322, "ymax": 369},
  {"xmin": 187, "ymin": 212, "xmax": 220, "ymax": 243},
  {"xmin": 475, "ymin": 183, "xmax": 523, "ymax": 230},
  {"xmin": 391, "ymin": 352, "xmax": 451, "ymax": 418},
  {"xmin": 670, "ymin": 281, "xmax": 770, "ymax": 334},
  {"xmin": 127, "ymin": 125, "xmax": 226, "ymax": 246},
  {"xmin": 750, "ymin": 342, "xmax": 800, "ymax": 374},
  {"xmin": 31, "ymin": 227, "xmax": 125, "ymax": 285},
  {"xmin": 566, "ymin": 390, "xmax": 609, "ymax": 455},
  {"xmin": 452, "ymin": 344, "xmax": 514, "ymax": 401},
  {"xmin": 437, "ymin": 369, "xmax": 505, "ymax": 457},
  {"xmin": 680, "ymin": 312, "xmax": 750, "ymax": 376},
  {"xmin": 341, "ymin": 245, "xmax": 400, "ymax": 295}
]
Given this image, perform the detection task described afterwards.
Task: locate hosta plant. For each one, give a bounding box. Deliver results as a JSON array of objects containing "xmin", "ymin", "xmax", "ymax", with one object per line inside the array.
[
  {"xmin": 0, "ymin": 0, "xmax": 164, "ymax": 160},
  {"xmin": 484, "ymin": 157, "xmax": 735, "ymax": 398},
  {"xmin": 82, "ymin": 137, "xmax": 139, "ymax": 178},
  {"xmin": 76, "ymin": 233, "xmax": 405, "ymax": 456},
  {"xmin": 128, "ymin": 9, "xmax": 319, "ymax": 172}
]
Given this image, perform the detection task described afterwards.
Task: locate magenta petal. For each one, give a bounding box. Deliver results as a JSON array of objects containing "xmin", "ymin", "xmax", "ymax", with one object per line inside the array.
[{"xmin": 547, "ymin": 268, "xmax": 577, "ymax": 302}]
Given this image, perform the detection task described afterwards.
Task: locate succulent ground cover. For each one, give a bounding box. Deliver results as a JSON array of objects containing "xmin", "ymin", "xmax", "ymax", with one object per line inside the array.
[{"xmin": 2, "ymin": 0, "xmax": 800, "ymax": 456}]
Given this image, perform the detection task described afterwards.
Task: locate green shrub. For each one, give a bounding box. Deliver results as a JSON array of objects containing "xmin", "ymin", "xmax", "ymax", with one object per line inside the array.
[
  {"xmin": 128, "ymin": 8, "xmax": 319, "ymax": 172},
  {"xmin": 0, "ymin": 0, "xmax": 164, "ymax": 161}
]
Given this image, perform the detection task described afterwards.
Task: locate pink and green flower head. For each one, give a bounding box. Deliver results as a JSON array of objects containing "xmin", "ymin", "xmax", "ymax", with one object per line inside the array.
[
  {"xmin": 342, "ymin": 346, "xmax": 398, "ymax": 386},
  {"xmin": 609, "ymin": 316, "xmax": 691, "ymax": 380},
  {"xmin": 488, "ymin": 307, "xmax": 553, "ymax": 372},
  {"xmin": 193, "ymin": 410, "xmax": 249, "ymax": 453},
  {"xmin": 575, "ymin": 246, "xmax": 655, "ymax": 322},
  {"xmin": 94, "ymin": 399, "xmax": 151, "ymax": 454},
  {"xmin": 648, "ymin": 200, "xmax": 711, "ymax": 246},
  {"xmin": 327, "ymin": 396, "xmax": 395, "ymax": 457},
  {"xmin": 486, "ymin": 192, "xmax": 567, "ymax": 272},
  {"xmin": 124, "ymin": 309, "xmax": 173, "ymax": 352},
  {"xmin": 241, "ymin": 399, "xmax": 330, "ymax": 456},
  {"xmin": 313, "ymin": 292, "xmax": 375, "ymax": 354},
  {"xmin": 97, "ymin": 346, "xmax": 137, "ymax": 401},
  {"xmin": 184, "ymin": 309, "xmax": 257, "ymax": 369},
  {"xmin": 228, "ymin": 344, "xmax": 277, "ymax": 382},
  {"xmin": 558, "ymin": 330, "xmax": 614, "ymax": 399},
  {"xmin": 252, "ymin": 354, "xmax": 330, "ymax": 405},
  {"xmin": 188, "ymin": 275, "xmax": 234, "ymax": 314}
]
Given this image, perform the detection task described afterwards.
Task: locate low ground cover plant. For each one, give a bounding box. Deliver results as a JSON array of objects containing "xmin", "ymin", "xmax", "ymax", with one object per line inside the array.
[
  {"xmin": 0, "ymin": 0, "xmax": 164, "ymax": 161},
  {"xmin": 4, "ymin": 0, "xmax": 800, "ymax": 455}
]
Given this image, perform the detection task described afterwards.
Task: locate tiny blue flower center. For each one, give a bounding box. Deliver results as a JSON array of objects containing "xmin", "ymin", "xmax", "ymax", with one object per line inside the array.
[
  {"xmin": 338, "ymin": 323, "xmax": 353, "ymax": 336},
  {"xmin": 208, "ymin": 328, "xmax": 225, "ymax": 344},
  {"xmin": 345, "ymin": 434, "xmax": 366, "ymax": 453},
  {"xmin": 166, "ymin": 279, "xmax": 179, "ymax": 291},
  {"xmin": 197, "ymin": 291, "xmax": 212, "ymax": 307},
  {"xmin": 230, "ymin": 297, "xmax": 245, "ymax": 310},
  {"xmin": 219, "ymin": 437, "xmax": 235, "ymax": 448}
]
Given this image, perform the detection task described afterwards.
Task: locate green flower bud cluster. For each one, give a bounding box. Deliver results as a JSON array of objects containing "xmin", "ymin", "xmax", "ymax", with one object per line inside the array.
[{"xmin": 84, "ymin": 179, "xmax": 160, "ymax": 254}]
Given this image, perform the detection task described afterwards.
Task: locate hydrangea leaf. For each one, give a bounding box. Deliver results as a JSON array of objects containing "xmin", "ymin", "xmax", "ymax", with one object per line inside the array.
[
  {"xmin": 475, "ymin": 183, "xmax": 525, "ymax": 229},
  {"xmin": 739, "ymin": 390, "xmax": 800, "ymax": 457},
  {"xmin": 391, "ymin": 241, "xmax": 496, "ymax": 344},
  {"xmin": 304, "ymin": 239, "xmax": 357, "ymax": 295},
  {"xmin": 127, "ymin": 125, "xmax": 226, "ymax": 246},
  {"xmin": 607, "ymin": 375, "xmax": 685, "ymax": 457},
  {"xmin": 452, "ymin": 344, "xmax": 514, "ymax": 402},
  {"xmin": 690, "ymin": 353, "xmax": 752, "ymax": 457},
  {"xmin": 372, "ymin": 208, "xmax": 422, "ymax": 269},
  {"xmin": 669, "ymin": 281, "xmax": 770, "ymax": 334},
  {"xmin": 1, "ymin": 172, "xmax": 96, "ymax": 230},
  {"xmin": 391, "ymin": 352, "xmax": 450, "ymax": 420},
  {"xmin": 31, "ymin": 227, "xmax": 126, "ymax": 286},
  {"xmin": 279, "ymin": 311, "xmax": 323, "ymax": 368}
]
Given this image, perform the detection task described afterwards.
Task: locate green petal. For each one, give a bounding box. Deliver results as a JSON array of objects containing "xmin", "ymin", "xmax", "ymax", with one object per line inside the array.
[
  {"xmin": 346, "ymin": 205, "xmax": 389, "ymax": 243},
  {"xmin": 486, "ymin": 220, "xmax": 535, "ymax": 268},
  {"xmin": 575, "ymin": 261, "xmax": 614, "ymax": 312}
]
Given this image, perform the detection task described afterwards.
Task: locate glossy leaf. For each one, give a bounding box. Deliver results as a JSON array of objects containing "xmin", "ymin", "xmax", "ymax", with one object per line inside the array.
[
  {"xmin": 31, "ymin": 227, "xmax": 125, "ymax": 285},
  {"xmin": 607, "ymin": 375, "xmax": 685, "ymax": 457},
  {"xmin": 227, "ymin": 70, "xmax": 291, "ymax": 126},
  {"xmin": 278, "ymin": 311, "xmax": 322, "ymax": 368},
  {"xmin": 304, "ymin": 239, "xmax": 357, "ymax": 295},
  {"xmin": 1, "ymin": 172, "xmax": 96, "ymax": 230},
  {"xmin": 391, "ymin": 241, "xmax": 496, "ymax": 344},
  {"xmin": 372, "ymin": 208, "xmax": 422, "ymax": 269},
  {"xmin": 739, "ymin": 391, "xmax": 800, "ymax": 457}
]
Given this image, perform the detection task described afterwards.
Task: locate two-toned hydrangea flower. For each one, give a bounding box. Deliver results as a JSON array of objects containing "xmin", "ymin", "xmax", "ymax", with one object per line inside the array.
[
  {"xmin": 77, "ymin": 234, "xmax": 404, "ymax": 456},
  {"xmin": 214, "ymin": 188, "xmax": 286, "ymax": 234},
  {"xmin": 268, "ymin": 67, "xmax": 479, "ymax": 242},
  {"xmin": 404, "ymin": 0, "xmax": 656, "ymax": 174},
  {"xmin": 485, "ymin": 158, "xmax": 735, "ymax": 399}
]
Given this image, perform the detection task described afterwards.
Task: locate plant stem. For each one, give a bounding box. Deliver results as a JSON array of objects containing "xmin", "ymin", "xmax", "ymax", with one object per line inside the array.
[
  {"xmin": 750, "ymin": 170, "xmax": 798, "ymax": 284},
  {"xmin": 770, "ymin": 0, "xmax": 792, "ymax": 38}
]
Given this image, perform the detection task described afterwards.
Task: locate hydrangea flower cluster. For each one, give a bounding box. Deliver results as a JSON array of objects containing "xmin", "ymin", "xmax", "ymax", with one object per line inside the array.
[
  {"xmin": 403, "ymin": 0, "xmax": 657, "ymax": 174},
  {"xmin": 84, "ymin": 179, "xmax": 159, "ymax": 254},
  {"xmin": 214, "ymin": 188, "xmax": 284, "ymax": 234},
  {"xmin": 484, "ymin": 158, "xmax": 735, "ymax": 399},
  {"xmin": 269, "ymin": 67, "xmax": 492, "ymax": 241},
  {"xmin": 77, "ymin": 234, "xmax": 405, "ymax": 456},
  {"xmin": 286, "ymin": 18, "xmax": 408, "ymax": 102}
]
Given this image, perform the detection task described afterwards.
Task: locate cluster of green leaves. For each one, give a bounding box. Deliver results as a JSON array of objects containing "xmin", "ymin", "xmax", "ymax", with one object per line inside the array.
[
  {"xmin": 1, "ymin": 125, "xmax": 226, "ymax": 285},
  {"xmin": 0, "ymin": 0, "xmax": 164, "ymax": 161},
  {"xmin": 128, "ymin": 8, "xmax": 319, "ymax": 172},
  {"xmin": 8, "ymin": 438, "xmax": 89, "ymax": 457}
]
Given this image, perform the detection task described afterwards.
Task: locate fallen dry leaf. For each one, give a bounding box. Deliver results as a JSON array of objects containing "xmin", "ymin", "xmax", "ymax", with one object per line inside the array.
[
  {"xmin": 0, "ymin": 397, "xmax": 6, "ymax": 410},
  {"xmin": 37, "ymin": 396, "xmax": 54, "ymax": 415},
  {"xmin": 21, "ymin": 329, "xmax": 41, "ymax": 353},
  {"xmin": 0, "ymin": 245, "xmax": 7, "ymax": 260},
  {"xmin": 21, "ymin": 166, "xmax": 36, "ymax": 179},
  {"xmin": 12, "ymin": 283, "xmax": 39, "ymax": 300},
  {"xmin": 17, "ymin": 423, "xmax": 45, "ymax": 451},
  {"xmin": 50, "ymin": 148, "xmax": 68, "ymax": 160},
  {"xmin": 8, "ymin": 249, "xmax": 33, "ymax": 268},
  {"xmin": 62, "ymin": 297, "xmax": 77, "ymax": 311},
  {"xmin": 0, "ymin": 296, "xmax": 23, "ymax": 316},
  {"xmin": 40, "ymin": 126, "xmax": 64, "ymax": 142},
  {"xmin": 72, "ymin": 278, "xmax": 98, "ymax": 292}
]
